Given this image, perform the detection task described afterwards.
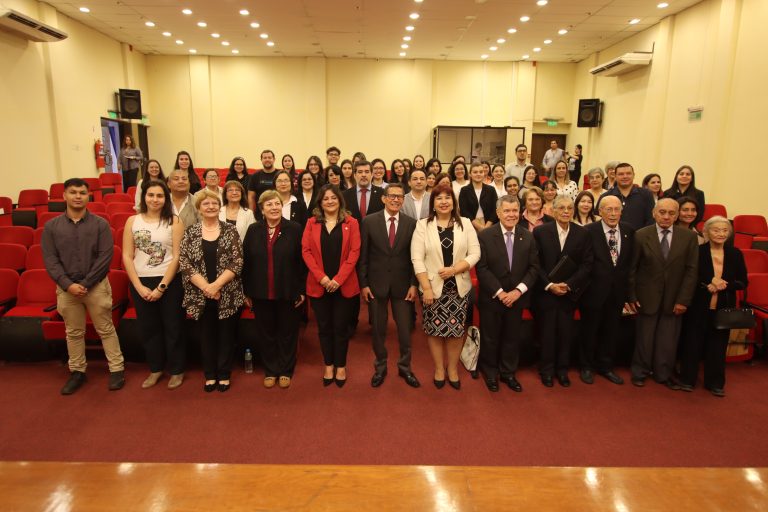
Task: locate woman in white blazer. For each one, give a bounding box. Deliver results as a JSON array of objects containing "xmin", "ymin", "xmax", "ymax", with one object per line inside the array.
[
  {"xmin": 411, "ymin": 183, "xmax": 480, "ymax": 390},
  {"xmin": 219, "ymin": 180, "xmax": 256, "ymax": 241}
]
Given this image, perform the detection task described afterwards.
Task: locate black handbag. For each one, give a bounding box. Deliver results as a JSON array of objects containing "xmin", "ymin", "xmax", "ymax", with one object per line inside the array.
[{"xmin": 714, "ymin": 289, "xmax": 756, "ymax": 330}]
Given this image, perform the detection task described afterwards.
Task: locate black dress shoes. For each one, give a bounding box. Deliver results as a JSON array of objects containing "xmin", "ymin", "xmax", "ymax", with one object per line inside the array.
[
  {"xmin": 371, "ymin": 371, "xmax": 387, "ymax": 388},
  {"xmin": 541, "ymin": 375, "xmax": 554, "ymax": 387},
  {"xmin": 61, "ymin": 371, "xmax": 86, "ymax": 395},
  {"xmin": 485, "ymin": 378, "xmax": 499, "ymax": 392},
  {"xmin": 204, "ymin": 381, "xmax": 217, "ymax": 393},
  {"xmin": 679, "ymin": 382, "xmax": 694, "ymax": 392},
  {"xmin": 557, "ymin": 373, "xmax": 571, "ymax": 388},
  {"xmin": 108, "ymin": 370, "xmax": 125, "ymax": 391},
  {"xmin": 335, "ymin": 377, "xmax": 347, "ymax": 388},
  {"xmin": 664, "ymin": 379, "xmax": 682, "ymax": 391},
  {"xmin": 599, "ymin": 371, "xmax": 624, "ymax": 385},
  {"xmin": 448, "ymin": 379, "xmax": 461, "ymax": 390},
  {"xmin": 580, "ymin": 369, "xmax": 594, "ymax": 385},
  {"xmin": 631, "ymin": 376, "xmax": 646, "ymax": 387},
  {"xmin": 217, "ymin": 382, "xmax": 230, "ymax": 392},
  {"xmin": 398, "ymin": 370, "xmax": 420, "ymax": 388},
  {"xmin": 433, "ymin": 379, "xmax": 445, "ymax": 389},
  {"xmin": 323, "ymin": 377, "xmax": 334, "ymax": 387},
  {"xmin": 709, "ymin": 387, "xmax": 725, "ymax": 397},
  {"xmin": 501, "ymin": 375, "xmax": 523, "ymax": 392}
]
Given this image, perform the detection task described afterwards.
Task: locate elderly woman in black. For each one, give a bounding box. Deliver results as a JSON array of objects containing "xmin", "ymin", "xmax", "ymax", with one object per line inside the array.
[
  {"xmin": 179, "ymin": 189, "xmax": 244, "ymax": 392},
  {"xmin": 243, "ymin": 190, "xmax": 306, "ymax": 389},
  {"xmin": 678, "ymin": 216, "xmax": 748, "ymax": 397}
]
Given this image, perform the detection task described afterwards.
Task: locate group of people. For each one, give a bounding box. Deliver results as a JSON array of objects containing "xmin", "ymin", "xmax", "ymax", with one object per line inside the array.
[{"xmin": 41, "ymin": 144, "xmax": 747, "ymax": 399}]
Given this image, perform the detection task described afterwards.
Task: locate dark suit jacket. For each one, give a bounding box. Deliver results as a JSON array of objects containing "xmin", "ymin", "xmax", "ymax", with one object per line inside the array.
[
  {"xmin": 342, "ymin": 185, "xmax": 385, "ymax": 222},
  {"xmin": 476, "ymin": 223, "xmax": 540, "ymax": 309},
  {"xmin": 357, "ymin": 210, "xmax": 417, "ymax": 299},
  {"xmin": 458, "ymin": 184, "xmax": 499, "ymax": 224},
  {"xmin": 628, "ymin": 224, "xmax": 699, "ymax": 315},
  {"xmin": 288, "ymin": 200, "xmax": 308, "ymax": 229},
  {"xmin": 533, "ymin": 221, "xmax": 593, "ymax": 303},
  {"xmin": 298, "ymin": 190, "xmax": 318, "ymax": 217},
  {"xmin": 581, "ymin": 221, "xmax": 635, "ymax": 308},
  {"xmin": 691, "ymin": 242, "xmax": 748, "ymax": 311},
  {"xmin": 241, "ymin": 220, "xmax": 306, "ymax": 302}
]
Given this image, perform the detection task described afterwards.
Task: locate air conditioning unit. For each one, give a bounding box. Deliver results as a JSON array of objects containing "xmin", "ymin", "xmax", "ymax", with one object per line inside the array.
[
  {"xmin": 590, "ymin": 52, "xmax": 652, "ymax": 77},
  {"xmin": 0, "ymin": 7, "xmax": 68, "ymax": 42}
]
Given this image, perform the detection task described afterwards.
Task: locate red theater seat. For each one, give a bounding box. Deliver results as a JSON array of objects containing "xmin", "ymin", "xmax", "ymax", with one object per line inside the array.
[
  {"xmin": 25, "ymin": 244, "xmax": 45, "ymax": 270},
  {"xmin": 0, "ymin": 196, "xmax": 12, "ymax": 226},
  {"xmin": 82, "ymin": 177, "xmax": 103, "ymax": 202},
  {"xmin": 49, "ymin": 183, "xmax": 65, "ymax": 199},
  {"xmin": 105, "ymin": 202, "xmax": 135, "ymax": 216},
  {"xmin": 33, "ymin": 227, "xmax": 45, "ymax": 245},
  {"xmin": 38, "ymin": 211, "xmax": 62, "ymax": 226},
  {"xmin": 0, "ymin": 226, "xmax": 34, "ymax": 248},
  {"xmin": 0, "ymin": 243, "xmax": 26, "ymax": 272},
  {"xmin": 0, "ymin": 268, "xmax": 20, "ymax": 316},
  {"xmin": 745, "ymin": 273, "xmax": 768, "ymax": 350},
  {"xmin": 0, "ymin": 269, "xmax": 58, "ymax": 360},
  {"xmin": 743, "ymin": 249, "xmax": 768, "ymax": 274},
  {"xmin": 104, "ymin": 193, "xmax": 133, "ymax": 204},
  {"xmin": 86, "ymin": 202, "xmax": 107, "ymax": 213},
  {"xmin": 110, "ymin": 212, "xmax": 132, "ymax": 230}
]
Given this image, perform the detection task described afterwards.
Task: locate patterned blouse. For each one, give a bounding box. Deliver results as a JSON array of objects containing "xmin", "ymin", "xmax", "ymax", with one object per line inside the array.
[{"xmin": 179, "ymin": 221, "xmax": 244, "ymax": 320}]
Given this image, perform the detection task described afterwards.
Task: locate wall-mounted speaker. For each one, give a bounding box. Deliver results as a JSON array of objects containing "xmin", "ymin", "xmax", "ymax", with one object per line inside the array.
[
  {"xmin": 118, "ymin": 89, "xmax": 142, "ymax": 119},
  {"xmin": 577, "ymin": 98, "xmax": 602, "ymax": 127}
]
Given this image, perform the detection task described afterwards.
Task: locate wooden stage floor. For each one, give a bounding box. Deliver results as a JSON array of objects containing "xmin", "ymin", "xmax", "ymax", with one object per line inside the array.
[{"xmin": 0, "ymin": 462, "xmax": 765, "ymax": 511}]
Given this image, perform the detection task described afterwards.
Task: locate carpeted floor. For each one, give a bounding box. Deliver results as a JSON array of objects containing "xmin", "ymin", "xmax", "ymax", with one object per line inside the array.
[{"xmin": 2, "ymin": 315, "xmax": 767, "ymax": 468}]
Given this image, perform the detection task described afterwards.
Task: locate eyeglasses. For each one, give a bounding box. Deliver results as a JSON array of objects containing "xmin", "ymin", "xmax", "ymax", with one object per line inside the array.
[{"xmin": 385, "ymin": 194, "xmax": 404, "ymax": 200}]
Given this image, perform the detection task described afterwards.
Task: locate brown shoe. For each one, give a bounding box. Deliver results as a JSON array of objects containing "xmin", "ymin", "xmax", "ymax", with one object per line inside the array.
[
  {"xmin": 167, "ymin": 373, "xmax": 184, "ymax": 390},
  {"xmin": 142, "ymin": 372, "xmax": 163, "ymax": 389},
  {"xmin": 264, "ymin": 376, "xmax": 277, "ymax": 388},
  {"xmin": 278, "ymin": 376, "xmax": 291, "ymax": 389}
]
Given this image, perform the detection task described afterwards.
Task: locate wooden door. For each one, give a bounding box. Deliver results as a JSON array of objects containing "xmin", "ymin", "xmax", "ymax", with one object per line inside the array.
[{"xmin": 531, "ymin": 134, "xmax": 566, "ymax": 176}]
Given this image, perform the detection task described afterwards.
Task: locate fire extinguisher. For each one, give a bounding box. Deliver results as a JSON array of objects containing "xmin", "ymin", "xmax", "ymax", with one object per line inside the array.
[{"xmin": 94, "ymin": 139, "xmax": 105, "ymax": 169}]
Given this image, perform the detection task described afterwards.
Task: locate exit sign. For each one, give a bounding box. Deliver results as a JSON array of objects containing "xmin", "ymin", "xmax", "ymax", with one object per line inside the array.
[{"xmin": 547, "ymin": 120, "xmax": 558, "ymax": 127}]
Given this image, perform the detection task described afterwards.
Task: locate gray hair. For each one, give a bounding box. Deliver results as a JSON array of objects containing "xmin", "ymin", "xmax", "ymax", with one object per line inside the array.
[
  {"xmin": 588, "ymin": 167, "xmax": 605, "ymax": 179},
  {"xmin": 703, "ymin": 215, "xmax": 731, "ymax": 238},
  {"xmin": 552, "ymin": 194, "xmax": 574, "ymax": 210},
  {"xmin": 496, "ymin": 194, "xmax": 520, "ymax": 209},
  {"xmin": 605, "ymin": 161, "xmax": 620, "ymax": 172}
]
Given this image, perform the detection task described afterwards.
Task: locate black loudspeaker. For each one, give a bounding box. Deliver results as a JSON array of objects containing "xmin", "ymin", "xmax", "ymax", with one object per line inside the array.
[
  {"xmin": 118, "ymin": 89, "xmax": 142, "ymax": 119},
  {"xmin": 577, "ymin": 98, "xmax": 601, "ymax": 127}
]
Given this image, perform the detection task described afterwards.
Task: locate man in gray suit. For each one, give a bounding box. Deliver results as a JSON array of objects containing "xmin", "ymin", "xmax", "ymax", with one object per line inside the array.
[
  {"xmin": 476, "ymin": 195, "xmax": 540, "ymax": 392},
  {"xmin": 358, "ymin": 183, "xmax": 421, "ymax": 388},
  {"xmin": 401, "ymin": 169, "xmax": 430, "ymax": 220},
  {"xmin": 627, "ymin": 197, "xmax": 698, "ymax": 390}
]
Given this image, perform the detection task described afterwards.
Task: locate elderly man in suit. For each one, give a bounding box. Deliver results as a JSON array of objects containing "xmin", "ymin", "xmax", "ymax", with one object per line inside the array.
[
  {"xmin": 533, "ymin": 195, "xmax": 593, "ymax": 387},
  {"xmin": 476, "ymin": 195, "xmax": 540, "ymax": 392},
  {"xmin": 627, "ymin": 197, "xmax": 698, "ymax": 390},
  {"xmin": 342, "ymin": 160, "xmax": 384, "ymax": 222},
  {"xmin": 579, "ymin": 195, "xmax": 635, "ymax": 385},
  {"xmin": 358, "ymin": 183, "xmax": 420, "ymax": 388}
]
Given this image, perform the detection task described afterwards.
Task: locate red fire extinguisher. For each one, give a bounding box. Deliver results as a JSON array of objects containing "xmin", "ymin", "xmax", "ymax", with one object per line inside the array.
[{"xmin": 94, "ymin": 139, "xmax": 105, "ymax": 169}]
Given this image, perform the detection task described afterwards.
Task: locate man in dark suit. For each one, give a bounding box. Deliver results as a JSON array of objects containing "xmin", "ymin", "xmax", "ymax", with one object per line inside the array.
[
  {"xmin": 579, "ymin": 195, "xmax": 634, "ymax": 385},
  {"xmin": 358, "ymin": 183, "xmax": 420, "ymax": 388},
  {"xmin": 459, "ymin": 162, "xmax": 499, "ymax": 233},
  {"xmin": 627, "ymin": 197, "xmax": 698, "ymax": 390},
  {"xmin": 342, "ymin": 160, "xmax": 384, "ymax": 222},
  {"xmin": 476, "ymin": 195, "xmax": 540, "ymax": 392},
  {"xmin": 533, "ymin": 195, "xmax": 593, "ymax": 387}
]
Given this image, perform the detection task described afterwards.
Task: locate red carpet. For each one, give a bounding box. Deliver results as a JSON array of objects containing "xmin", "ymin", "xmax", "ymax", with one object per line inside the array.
[{"xmin": 1, "ymin": 316, "xmax": 768, "ymax": 467}]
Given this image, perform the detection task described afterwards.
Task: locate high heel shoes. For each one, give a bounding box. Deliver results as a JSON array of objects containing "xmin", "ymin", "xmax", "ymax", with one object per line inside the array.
[
  {"xmin": 323, "ymin": 377, "xmax": 334, "ymax": 387},
  {"xmin": 448, "ymin": 379, "xmax": 461, "ymax": 390},
  {"xmin": 433, "ymin": 379, "xmax": 446, "ymax": 389}
]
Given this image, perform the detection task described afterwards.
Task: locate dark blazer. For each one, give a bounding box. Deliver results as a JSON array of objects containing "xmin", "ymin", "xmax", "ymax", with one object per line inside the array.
[
  {"xmin": 357, "ymin": 210, "xmax": 417, "ymax": 299},
  {"xmin": 628, "ymin": 224, "xmax": 699, "ymax": 315},
  {"xmin": 241, "ymin": 220, "xmax": 306, "ymax": 302},
  {"xmin": 287, "ymin": 199, "xmax": 308, "ymax": 228},
  {"xmin": 298, "ymin": 189, "xmax": 318, "ymax": 217},
  {"xmin": 581, "ymin": 221, "xmax": 635, "ymax": 308},
  {"xmin": 533, "ymin": 221, "xmax": 593, "ymax": 302},
  {"xmin": 343, "ymin": 185, "xmax": 385, "ymax": 222},
  {"xmin": 458, "ymin": 184, "xmax": 499, "ymax": 224},
  {"xmin": 691, "ymin": 243, "xmax": 748, "ymax": 311},
  {"xmin": 476, "ymin": 223, "xmax": 540, "ymax": 309}
]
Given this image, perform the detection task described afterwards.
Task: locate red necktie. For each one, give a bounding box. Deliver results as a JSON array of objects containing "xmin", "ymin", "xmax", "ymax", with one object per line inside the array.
[
  {"xmin": 360, "ymin": 187, "xmax": 368, "ymax": 218},
  {"xmin": 389, "ymin": 217, "xmax": 396, "ymax": 248}
]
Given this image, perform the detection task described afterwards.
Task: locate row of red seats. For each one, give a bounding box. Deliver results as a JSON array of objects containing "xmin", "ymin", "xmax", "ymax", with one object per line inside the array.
[{"xmin": 0, "ymin": 242, "xmax": 123, "ymax": 273}]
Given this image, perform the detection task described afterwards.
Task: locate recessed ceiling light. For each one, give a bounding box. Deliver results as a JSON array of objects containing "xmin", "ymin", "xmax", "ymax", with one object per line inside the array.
[
  {"xmin": 211, "ymin": 33, "xmax": 220, "ymax": 38},
  {"xmin": 497, "ymin": 38, "xmax": 506, "ymax": 44},
  {"xmin": 232, "ymin": 49, "xmax": 239, "ymax": 54},
  {"xmin": 162, "ymin": 31, "xmax": 171, "ymax": 37},
  {"xmin": 481, "ymin": 54, "xmax": 489, "ymax": 59},
  {"xmin": 401, "ymin": 43, "xmax": 409, "ymax": 49},
  {"xmin": 657, "ymin": 2, "xmax": 669, "ymax": 8},
  {"xmin": 403, "ymin": 36, "xmax": 411, "ymax": 41},
  {"xmin": 79, "ymin": 7, "xmax": 90, "ymax": 13},
  {"xmin": 260, "ymin": 33, "xmax": 269, "ymax": 39},
  {"xmin": 182, "ymin": 8, "xmax": 192, "ymax": 15},
  {"xmin": 197, "ymin": 21, "xmax": 207, "ymax": 28},
  {"xmin": 520, "ymin": 16, "xmax": 530, "ymax": 22},
  {"xmin": 239, "ymin": 9, "xmax": 249, "ymax": 16},
  {"xmin": 558, "ymin": 29, "xmax": 568, "ymax": 35},
  {"xmin": 399, "ymin": 51, "xmax": 407, "ymax": 57},
  {"xmin": 629, "ymin": 18, "xmax": 641, "ymax": 24},
  {"xmin": 250, "ymin": 22, "xmax": 260, "ymax": 28},
  {"xmin": 543, "ymin": 39, "xmax": 552, "ymax": 44},
  {"xmin": 409, "ymin": 13, "xmax": 420, "ymax": 20},
  {"xmin": 489, "ymin": 46, "xmax": 498, "ymax": 51},
  {"xmin": 537, "ymin": 0, "xmax": 548, "ymax": 5},
  {"xmin": 533, "ymin": 47, "xmax": 541, "ymax": 52},
  {"xmin": 414, "ymin": 0, "xmax": 424, "ymax": 3},
  {"xmin": 221, "ymin": 41, "xmax": 230, "ymax": 46},
  {"xmin": 145, "ymin": 21, "xmax": 155, "ymax": 27},
  {"xmin": 175, "ymin": 40, "xmax": 184, "ymax": 45},
  {"xmin": 507, "ymin": 28, "xmax": 517, "ymax": 34},
  {"xmin": 522, "ymin": 54, "xmax": 530, "ymax": 59},
  {"xmin": 189, "ymin": 49, "xmax": 197, "ymax": 54},
  {"xmin": 266, "ymin": 41, "xmax": 275, "ymax": 47},
  {"xmin": 405, "ymin": 25, "xmax": 415, "ymax": 31}
]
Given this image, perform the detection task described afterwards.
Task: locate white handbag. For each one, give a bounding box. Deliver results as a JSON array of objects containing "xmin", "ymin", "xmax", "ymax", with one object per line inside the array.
[{"xmin": 460, "ymin": 325, "xmax": 480, "ymax": 371}]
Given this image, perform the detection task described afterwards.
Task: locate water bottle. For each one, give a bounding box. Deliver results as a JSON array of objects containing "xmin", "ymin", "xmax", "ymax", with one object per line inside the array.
[{"xmin": 244, "ymin": 349, "xmax": 253, "ymax": 374}]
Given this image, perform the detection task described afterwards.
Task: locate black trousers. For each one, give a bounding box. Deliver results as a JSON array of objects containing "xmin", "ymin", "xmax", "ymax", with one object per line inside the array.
[
  {"xmin": 122, "ymin": 168, "xmax": 139, "ymax": 191},
  {"xmin": 579, "ymin": 292, "xmax": 623, "ymax": 373},
  {"xmin": 253, "ymin": 299, "xmax": 300, "ymax": 377},
  {"xmin": 679, "ymin": 310, "xmax": 730, "ymax": 389},
  {"xmin": 311, "ymin": 293, "xmax": 356, "ymax": 367},
  {"xmin": 198, "ymin": 302, "xmax": 238, "ymax": 380},
  {"xmin": 129, "ymin": 275, "xmax": 185, "ymax": 375},
  {"xmin": 370, "ymin": 294, "xmax": 414, "ymax": 374},
  {"xmin": 536, "ymin": 297, "xmax": 575, "ymax": 377},
  {"xmin": 478, "ymin": 300, "xmax": 524, "ymax": 380}
]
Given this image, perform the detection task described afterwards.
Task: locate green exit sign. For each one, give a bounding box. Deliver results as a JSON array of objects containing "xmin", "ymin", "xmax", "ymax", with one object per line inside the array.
[{"xmin": 547, "ymin": 120, "xmax": 558, "ymax": 127}]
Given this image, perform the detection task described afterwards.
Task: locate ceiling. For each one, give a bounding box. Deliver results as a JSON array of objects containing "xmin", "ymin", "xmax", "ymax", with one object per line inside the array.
[{"xmin": 45, "ymin": 0, "xmax": 702, "ymax": 62}]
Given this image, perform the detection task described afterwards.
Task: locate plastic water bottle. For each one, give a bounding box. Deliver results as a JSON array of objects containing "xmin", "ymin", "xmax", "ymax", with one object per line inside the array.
[{"xmin": 244, "ymin": 349, "xmax": 253, "ymax": 374}]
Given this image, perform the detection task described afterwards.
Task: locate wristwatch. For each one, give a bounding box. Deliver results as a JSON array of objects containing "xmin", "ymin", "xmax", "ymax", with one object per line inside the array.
[{"xmin": 158, "ymin": 283, "xmax": 167, "ymax": 292}]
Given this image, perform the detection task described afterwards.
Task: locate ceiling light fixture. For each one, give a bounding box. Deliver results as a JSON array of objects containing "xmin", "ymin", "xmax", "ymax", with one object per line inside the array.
[
  {"xmin": 162, "ymin": 31, "xmax": 171, "ymax": 37},
  {"xmin": 507, "ymin": 28, "xmax": 517, "ymax": 34},
  {"xmin": 250, "ymin": 22, "xmax": 260, "ymax": 28},
  {"xmin": 78, "ymin": 7, "xmax": 90, "ymax": 13},
  {"xmin": 197, "ymin": 22, "xmax": 207, "ymax": 28},
  {"xmin": 221, "ymin": 41, "xmax": 230, "ymax": 46},
  {"xmin": 489, "ymin": 46, "xmax": 498, "ymax": 51},
  {"xmin": 558, "ymin": 29, "xmax": 568, "ymax": 35},
  {"xmin": 260, "ymin": 33, "xmax": 269, "ymax": 39},
  {"xmin": 520, "ymin": 16, "xmax": 530, "ymax": 22},
  {"xmin": 175, "ymin": 40, "xmax": 184, "ymax": 45},
  {"xmin": 145, "ymin": 21, "xmax": 155, "ymax": 27},
  {"xmin": 401, "ymin": 43, "xmax": 409, "ymax": 49},
  {"xmin": 409, "ymin": 13, "xmax": 420, "ymax": 20},
  {"xmin": 232, "ymin": 49, "xmax": 239, "ymax": 54},
  {"xmin": 400, "ymin": 52, "xmax": 407, "ymax": 57},
  {"xmin": 543, "ymin": 39, "xmax": 552, "ymax": 44},
  {"xmin": 211, "ymin": 33, "xmax": 220, "ymax": 38},
  {"xmin": 522, "ymin": 54, "xmax": 529, "ymax": 59},
  {"xmin": 533, "ymin": 47, "xmax": 541, "ymax": 52},
  {"xmin": 497, "ymin": 38, "xmax": 506, "ymax": 44},
  {"xmin": 405, "ymin": 25, "xmax": 415, "ymax": 31},
  {"xmin": 403, "ymin": 36, "xmax": 412, "ymax": 41},
  {"xmin": 182, "ymin": 9, "xmax": 192, "ymax": 15},
  {"xmin": 266, "ymin": 41, "xmax": 275, "ymax": 47},
  {"xmin": 239, "ymin": 9, "xmax": 249, "ymax": 16},
  {"xmin": 414, "ymin": 0, "xmax": 424, "ymax": 3},
  {"xmin": 537, "ymin": 0, "xmax": 548, "ymax": 5},
  {"xmin": 657, "ymin": 2, "xmax": 669, "ymax": 8},
  {"xmin": 189, "ymin": 49, "xmax": 197, "ymax": 54},
  {"xmin": 481, "ymin": 54, "xmax": 489, "ymax": 59},
  {"xmin": 629, "ymin": 18, "xmax": 641, "ymax": 24}
]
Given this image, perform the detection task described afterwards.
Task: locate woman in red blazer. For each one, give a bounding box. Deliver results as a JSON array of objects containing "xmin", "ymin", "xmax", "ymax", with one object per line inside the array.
[{"xmin": 301, "ymin": 184, "xmax": 361, "ymax": 387}]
